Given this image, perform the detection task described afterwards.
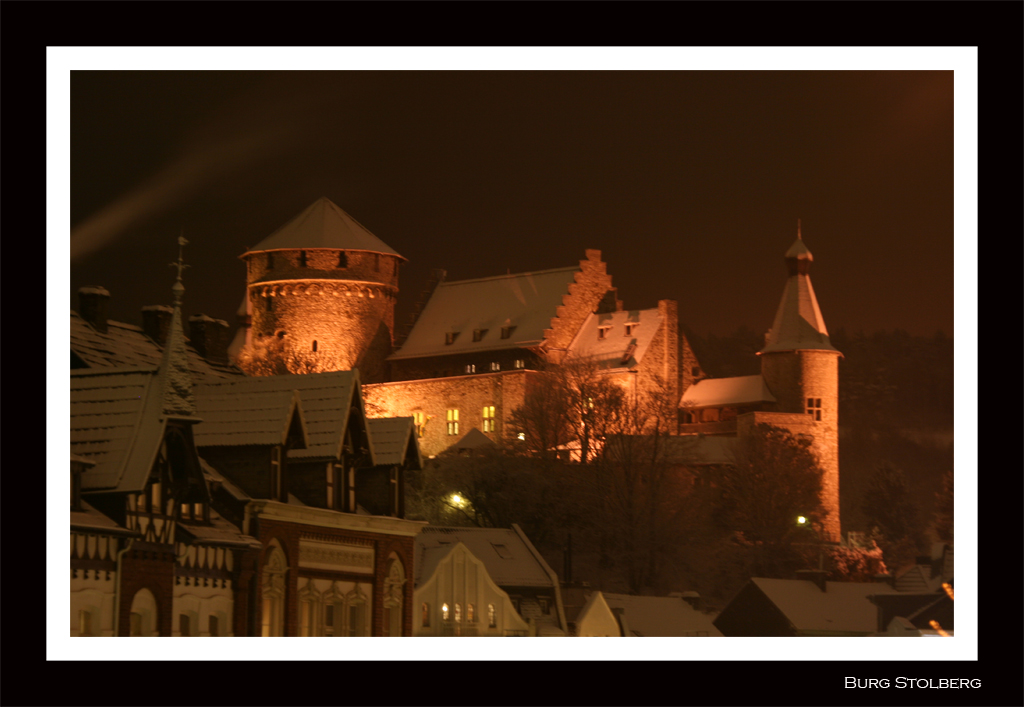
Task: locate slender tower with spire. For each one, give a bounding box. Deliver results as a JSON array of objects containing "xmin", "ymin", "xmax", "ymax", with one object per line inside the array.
[
  {"xmin": 158, "ymin": 235, "xmax": 197, "ymax": 417},
  {"xmin": 758, "ymin": 223, "xmax": 842, "ymax": 542}
]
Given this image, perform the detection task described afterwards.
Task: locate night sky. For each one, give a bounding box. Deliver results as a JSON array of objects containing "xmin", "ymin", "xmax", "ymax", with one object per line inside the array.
[{"xmin": 68, "ymin": 67, "xmax": 956, "ymax": 341}]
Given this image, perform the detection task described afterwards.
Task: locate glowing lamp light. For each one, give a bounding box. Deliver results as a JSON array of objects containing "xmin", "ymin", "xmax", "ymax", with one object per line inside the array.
[
  {"xmin": 452, "ymin": 494, "xmax": 463, "ymax": 505},
  {"xmin": 796, "ymin": 516, "xmax": 808, "ymax": 526}
]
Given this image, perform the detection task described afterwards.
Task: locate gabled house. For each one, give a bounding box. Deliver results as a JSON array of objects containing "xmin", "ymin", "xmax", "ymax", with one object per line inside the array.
[
  {"xmin": 414, "ymin": 525, "xmax": 567, "ymax": 636},
  {"xmin": 192, "ymin": 371, "xmax": 424, "ymax": 637},
  {"xmin": 601, "ymin": 593, "xmax": 723, "ymax": 637},
  {"xmin": 70, "ymin": 256, "xmax": 262, "ymax": 637}
]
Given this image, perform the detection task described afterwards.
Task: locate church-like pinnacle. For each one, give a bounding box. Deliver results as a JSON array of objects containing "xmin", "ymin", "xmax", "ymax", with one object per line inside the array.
[{"xmin": 158, "ymin": 233, "xmax": 197, "ymax": 417}]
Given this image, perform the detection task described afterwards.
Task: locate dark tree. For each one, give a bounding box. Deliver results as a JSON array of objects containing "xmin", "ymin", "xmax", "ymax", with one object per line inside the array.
[
  {"xmin": 933, "ymin": 469, "xmax": 953, "ymax": 544},
  {"xmin": 861, "ymin": 461, "xmax": 929, "ymax": 570}
]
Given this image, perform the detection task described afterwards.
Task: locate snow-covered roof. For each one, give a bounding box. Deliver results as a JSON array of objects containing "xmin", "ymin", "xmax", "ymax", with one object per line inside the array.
[
  {"xmin": 71, "ymin": 367, "xmax": 168, "ymax": 493},
  {"xmin": 566, "ymin": 308, "xmax": 663, "ymax": 369},
  {"xmin": 71, "ymin": 500, "xmax": 138, "ymax": 536},
  {"xmin": 366, "ymin": 417, "xmax": 422, "ymax": 468},
  {"xmin": 680, "ymin": 375, "xmax": 776, "ymax": 408},
  {"xmin": 71, "ymin": 310, "xmax": 241, "ymax": 380},
  {"xmin": 760, "ymin": 238, "xmax": 839, "ymax": 354},
  {"xmin": 749, "ymin": 577, "xmax": 896, "ymax": 635},
  {"xmin": 446, "ymin": 427, "xmax": 496, "ymax": 452},
  {"xmin": 194, "ymin": 371, "xmax": 363, "ymax": 461},
  {"xmin": 247, "ymin": 197, "xmax": 403, "ymax": 257},
  {"xmin": 176, "ymin": 509, "xmax": 261, "ymax": 549},
  {"xmin": 194, "ymin": 389, "xmax": 308, "ymax": 450},
  {"xmin": 601, "ymin": 593, "xmax": 723, "ymax": 637},
  {"xmin": 389, "ymin": 266, "xmax": 581, "ymax": 360},
  {"xmin": 415, "ymin": 526, "xmax": 556, "ymax": 589}
]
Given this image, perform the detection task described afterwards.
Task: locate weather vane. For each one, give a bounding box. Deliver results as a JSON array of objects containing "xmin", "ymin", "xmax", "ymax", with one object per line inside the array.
[{"xmin": 169, "ymin": 231, "xmax": 190, "ymax": 304}]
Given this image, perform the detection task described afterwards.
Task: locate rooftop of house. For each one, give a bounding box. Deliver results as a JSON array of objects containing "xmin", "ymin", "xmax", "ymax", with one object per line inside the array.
[
  {"xmin": 601, "ymin": 592, "xmax": 723, "ymax": 637},
  {"xmin": 740, "ymin": 577, "xmax": 898, "ymax": 635},
  {"xmin": 194, "ymin": 371, "xmax": 364, "ymax": 461},
  {"xmin": 566, "ymin": 307, "xmax": 663, "ymax": 369},
  {"xmin": 415, "ymin": 525, "xmax": 556, "ymax": 589},
  {"xmin": 366, "ymin": 416, "xmax": 423, "ymax": 468},
  {"xmin": 71, "ymin": 310, "xmax": 240, "ymax": 380},
  {"xmin": 245, "ymin": 197, "xmax": 403, "ymax": 257},
  {"xmin": 70, "ymin": 367, "xmax": 170, "ymax": 493},
  {"xmin": 680, "ymin": 374, "xmax": 777, "ymax": 409},
  {"xmin": 193, "ymin": 389, "xmax": 308, "ymax": 450},
  {"xmin": 389, "ymin": 266, "xmax": 582, "ymax": 360}
]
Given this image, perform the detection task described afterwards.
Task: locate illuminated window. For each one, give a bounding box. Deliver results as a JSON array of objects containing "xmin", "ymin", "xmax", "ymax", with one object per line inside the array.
[
  {"xmin": 488, "ymin": 604, "xmax": 496, "ymax": 628},
  {"xmin": 482, "ymin": 405, "xmax": 496, "ymax": 432},
  {"xmin": 412, "ymin": 412, "xmax": 426, "ymax": 438},
  {"xmin": 465, "ymin": 364, "xmax": 476, "ymax": 374},
  {"xmin": 501, "ymin": 325, "xmax": 515, "ymax": 339},
  {"xmin": 422, "ymin": 603, "xmax": 431, "ymax": 627},
  {"xmin": 442, "ymin": 603, "xmax": 450, "ymax": 621},
  {"xmin": 467, "ymin": 604, "xmax": 475, "ymax": 623},
  {"xmin": 473, "ymin": 329, "xmax": 488, "ymax": 342},
  {"xmin": 445, "ymin": 332, "xmax": 459, "ymax": 345},
  {"xmin": 454, "ymin": 603, "xmax": 462, "ymax": 623},
  {"xmin": 517, "ymin": 432, "xmax": 525, "ymax": 441},
  {"xmin": 514, "ymin": 359, "xmax": 525, "ymax": 369},
  {"xmin": 490, "ymin": 361, "xmax": 500, "ymax": 372},
  {"xmin": 806, "ymin": 397, "xmax": 823, "ymax": 421},
  {"xmin": 447, "ymin": 409, "xmax": 459, "ymax": 435}
]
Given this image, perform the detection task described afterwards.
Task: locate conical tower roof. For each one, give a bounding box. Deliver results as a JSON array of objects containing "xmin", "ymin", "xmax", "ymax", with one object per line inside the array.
[
  {"xmin": 248, "ymin": 197, "xmax": 404, "ymax": 258},
  {"xmin": 760, "ymin": 231, "xmax": 839, "ymax": 355},
  {"xmin": 157, "ymin": 236, "xmax": 198, "ymax": 417}
]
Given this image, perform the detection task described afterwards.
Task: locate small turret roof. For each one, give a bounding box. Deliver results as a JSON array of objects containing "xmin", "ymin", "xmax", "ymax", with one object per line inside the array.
[
  {"xmin": 247, "ymin": 197, "xmax": 403, "ymax": 257},
  {"xmin": 785, "ymin": 236, "xmax": 813, "ymax": 260},
  {"xmin": 761, "ymin": 235, "xmax": 839, "ymax": 354}
]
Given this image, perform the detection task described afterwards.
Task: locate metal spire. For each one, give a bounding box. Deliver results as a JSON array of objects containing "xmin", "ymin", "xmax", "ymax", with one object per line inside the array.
[
  {"xmin": 158, "ymin": 233, "xmax": 197, "ymax": 417},
  {"xmin": 170, "ymin": 232, "xmax": 190, "ymax": 305},
  {"xmin": 797, "ymin": 218, "xmax": 802, "ymax": 240}
]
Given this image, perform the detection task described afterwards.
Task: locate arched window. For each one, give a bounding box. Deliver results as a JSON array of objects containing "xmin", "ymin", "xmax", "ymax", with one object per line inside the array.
[
  {"xmin": 129, "ymin": 588, "xmax": 159, "ymax": 637},
  {"xmin": 442, "ymin": 603, "xmax": 450, "ymax": 621},
  {"xmin": 312, "ymin": 340, "xmax": 318, "ymax": 352},
  {"xmin": 488, "ymin": 603, "xmax": 496, "ymax": 628},
  {"xmin": 383, "ymin": 556, "xmax": 405, "ymax": 637},
  {"xmin": 421, "ymin": 602, "xmax": 431, "ymax": 628},
  {"xmin": 298, "ymin": 578, "xmax": 321, "ymax": 637},
  {"xmin": 260, "ymin": 541, "xmax": 287, "ymax": 637},
  {"xmin": 346, "ymin": 586, "xmax": 369, "ymax": 637}
]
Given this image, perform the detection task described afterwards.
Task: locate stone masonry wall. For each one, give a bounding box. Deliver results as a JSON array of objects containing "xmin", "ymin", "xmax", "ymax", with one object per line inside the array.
[{"xmin": 543, "ymin": 250, "xmax": 620, "ymax": 362}]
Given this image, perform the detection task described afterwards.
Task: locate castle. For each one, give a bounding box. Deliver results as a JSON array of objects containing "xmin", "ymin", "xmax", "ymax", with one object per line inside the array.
[{"xmin": 230, "ymin": 197, "xmax": 843, "ymax": 539}]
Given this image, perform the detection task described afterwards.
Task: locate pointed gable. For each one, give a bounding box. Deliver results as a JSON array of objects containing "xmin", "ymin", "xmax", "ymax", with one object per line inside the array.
[
  {"xmin": 194, "ymin": 389, "xmax": 308, "ymax": 450},
  {"xmin": 248, "ymin": 197, "xmax": 403, "ymax": 257},
  {"xmin": 366, "ymin": 416, "xmax": 423, "ymax": 469}
]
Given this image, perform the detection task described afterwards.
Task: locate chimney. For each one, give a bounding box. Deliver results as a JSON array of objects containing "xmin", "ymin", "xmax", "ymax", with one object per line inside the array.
[
  {"xmin": 796, "ymin": 569, "xmax": 829, "ymax": 592},
  {"xmin": 142, "ymin": 305, "xmax": 174, "ymax": 346},
  {"xmin": 78, "ymin": 287, "xmax": 110, "ymax": 333},
  {"xmin": 188, "ymin": 315, "xmax": 231, "ymax": 364}
]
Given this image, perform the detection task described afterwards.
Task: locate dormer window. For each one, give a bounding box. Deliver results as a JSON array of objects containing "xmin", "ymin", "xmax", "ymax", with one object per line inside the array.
[
  {"xmin": 465, "ymin": 364, "xmax": 476, "ymax": 374},
  {"xmin": 598, "ymin": 327, "xmax": 610, "ymax": 340},
  {"xmin": 490, "ymin": 362, "xmax": 500, "ymax": 372},
  {"xmin": 500, "ymin": 325, "xmax": 515, "ymax": 339},
  {"xmin": 445, "ymin": 332, "xmax": 459, "ymax": 345},
  {"xmin": 473, "ymin": 329, "xmax": 488, "ymax": 342},
  {"xmin": 514, "ymin": 359, "xmax": 525, "ymax": 369},
  {"xmin": 625, "ymin": 323, "xmax": 637, "ymax": 336}
]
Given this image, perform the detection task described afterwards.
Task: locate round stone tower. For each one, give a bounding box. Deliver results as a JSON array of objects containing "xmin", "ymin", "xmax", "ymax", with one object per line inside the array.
[
  {"xmin": 240, "ymin": 197, "xmax": 405, "ymax": 383},
  {"xmin": 758, "ymin": 228, "xmax": 843, "ymax": 542}
]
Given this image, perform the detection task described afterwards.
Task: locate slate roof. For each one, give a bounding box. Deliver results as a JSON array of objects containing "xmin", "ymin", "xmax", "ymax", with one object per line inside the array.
[
  {"xmin": 71, "ymin": 310, "xmax": 240, "ymax": 380},
  {"xmin": 247, "ymin": 197, "xmax": 403, "ymax": 257},
  {"xmin": 176, "ymin": 510, "xmax": 262, "ymax": 549},
  {"xmin": 760, "ymin": 238, "xmax": 840, "ymax": 354},
  {"xmin": 601, "ymin": 593, "xmax": 723, "ymax": 637},
  {"xmin": 415, "ymin": 525, "xmax": 556, "ymax": 589},
  {"xmin": 680, "ymin": 375, "xmax": 776, "ymax": 408},
  {"xmin": 747, "ymin": 577, "xmax": 897, "ymax": 635},
  {"xmin": 71, "ymin": 500, "xmax": 139, "ymax": 536},
  {"xmin": 660, "ymin": 434, "xmax": 738, "ymax": 465},
  {"xmin": 194, "ymin": 371, "xmax": 363, "ymax": 461},
  {"xmin": 389, "ymin": 266, "xmax": 581, "ymax": 360},
  {"xmin": 566, "ymin": 308, "xmax": 663, "ymax": 369},
  {"xmin": 366, "ymin": 417, "xmax": 423, "ymax": 468},
  {"xmin": 71, "ymin": 367, "xmax": 167, "ymax": 492},
  {"xmin": 194, "ymin": 389, "xmax": 308, "ymax": 450}
]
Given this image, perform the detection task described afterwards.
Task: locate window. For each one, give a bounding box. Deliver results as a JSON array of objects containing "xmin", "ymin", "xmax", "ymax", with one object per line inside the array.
[
  {"xmin": 442, "ymin": 603, "xmax": 450, "ymax": 621},
  {"xmin": 338, "ymin": 251, "xmax": 348, "ymax": 268},
  {"xmin": 488, "ymin": 604, "xmax": 496, "ymax": 628},
  {"xmin": 482, "ymin": 405, "xmax": 495, "ymax": 433},
  {"xmin": 445, "ymin": 332, "xmax": 459, "ymax": 345},
  {"xmin": 514, "ymin": 359, "xmax": 525, "ymax": 369},
  {"xmin": 299, "ymin": 250, "xmax": 307, "ymax": 267},
  {"xmin": 446, "ymin": 409, "xmax": 459, "ymax": 435},
  {"xmin": 267, "ymin": 253, "xmax": 275, "ymax": 269},
  {"xmin": 179, "ymin": 614, "xmax": 192, "ymax": 637},
  {"xmin": 78, "ymin": 609, "xmax": 93, "ymax": 637},
  {"xmin": 517, "ymin": 432, "xmax": 525, "ymax": 441},
  {"xmin": 467, "ymin": 604, "xmax": 475, "ymax": 623},
  {"xmin": 465, "ymin": 364, "xmax": 476, "ymax": 374},
  {"xmin": 312, "ymin": 340, "xmax": 318, "ymax": 352},
  {"xmin": 806, "ymin": 397, "xmax": 823, "ymax": 421},
  {"xmin": 625, "ymin": 323, "xmax": 636, "ymax": 336},
  {"xmin": 374, "ymin": 253, "xmax": 381, "ymax": 271},
  {"xmin": 500, "ymin": 325, "xmax": 515, "ymax": 339},
  {"xmin": 266, "ymin": 295, "xmax": 273, "ymax": 312},
  {"xmin": 598, "ymin": 327, "xmax": 609, "ymax": 340},
  {"xmin": 489, "ymin": 361, "xmax": 500, "ymax": 372},
  {"xmin": 422, "ymin": 603, "xmax": 431, "ymax": 627},
  {"xmin": 150, "ymin": 481, "xmax": 162, "ymax": 515},
  {"xmin": 454, "ymin": 603, "xmax": 462, "ymax": 623},
  {"xmin": 324, "ymin": 604, "xmax": 336, "ymax": 636},
  {"xmin": 260, "ymin": 543, "xmax": 287, "ymax": 637},
  {"xmin": 473, "ymin": 329, "xmax": 487, "ymax": 342},
  {"xmin": 208, "ymin": 615, "xmax": 219, "ymax": 637},
  {"xmin": 130, "ymin": 612, "xmax": 143, "ymax": 637},
  {"xmin": 539, "ymin": 597, "xmax": 551, "ymax": 615},
  {"xmin": 412, "ymin": 412, "xmax": 426, "ymax": 438}
]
